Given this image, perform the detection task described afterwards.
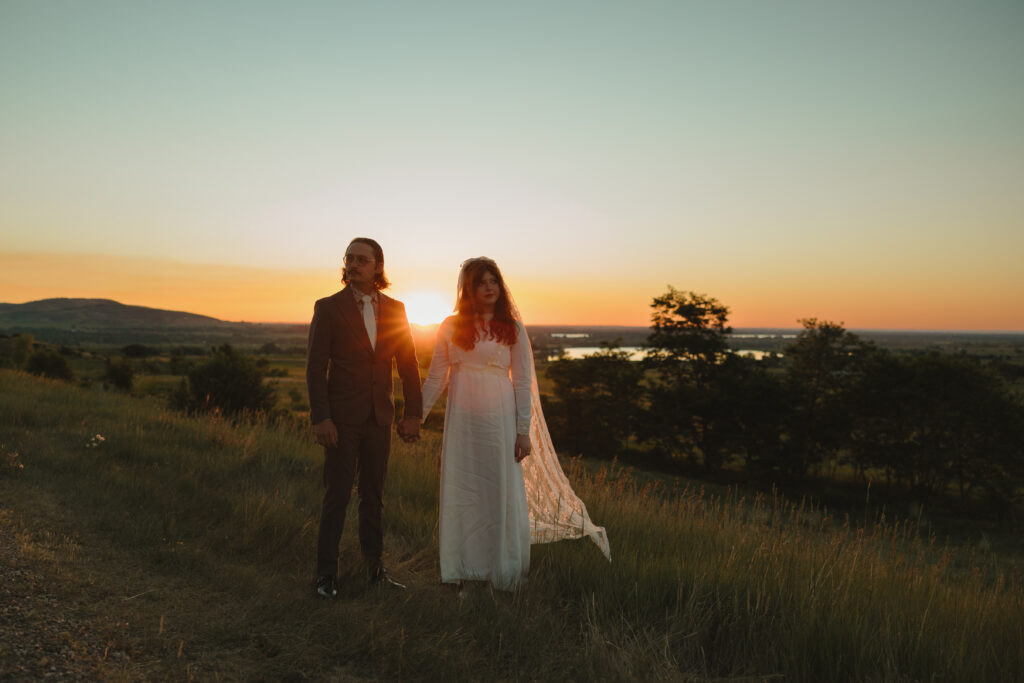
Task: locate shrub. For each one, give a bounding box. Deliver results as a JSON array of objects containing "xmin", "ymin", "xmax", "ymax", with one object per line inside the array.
[
  {"xmin": 104, "ymin": 358, "xmax": 135, "ymax": 392},
  {"xmin": 25, "ymin": 349, "xmax": 75, "ymax": 382},
  {"xmin": 122, "ymin": 343, "xmax": 156, "ymax": 358},
  {"xmin": 170, "ymin": 344, "xmax": 274, "ymax": 417},
  {"xmin": 10, "ymin": 334, "xmax": 34, "ymax": 367}
]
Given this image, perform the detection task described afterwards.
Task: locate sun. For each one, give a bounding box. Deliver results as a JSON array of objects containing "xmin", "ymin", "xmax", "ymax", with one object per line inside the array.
[{"xmin": 403, "ymin": 290, "xmax": 452, "ymax": 327}]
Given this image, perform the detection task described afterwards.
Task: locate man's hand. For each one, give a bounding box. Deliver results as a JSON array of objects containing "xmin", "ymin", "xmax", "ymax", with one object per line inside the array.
[
  {"xmin": 398, "ymin": 417, "xmax": 420, "ymax": 443},
  {"xmin": 514, "ymin": 433, "xmax": 532, "ymax": 463},
  {"xmin": 313, "ymin": 419, "xmax": 338, "ymax": 448}
]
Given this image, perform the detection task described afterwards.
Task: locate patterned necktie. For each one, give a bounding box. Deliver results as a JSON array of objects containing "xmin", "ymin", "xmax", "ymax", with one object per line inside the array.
[{"xmin": 361, "ymin": 294, "xmax": 376, "ymax": 350}]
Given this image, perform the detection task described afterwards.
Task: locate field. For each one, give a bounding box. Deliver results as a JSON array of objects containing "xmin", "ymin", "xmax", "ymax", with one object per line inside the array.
[{"xmin": 2, "ymin": 369, "xmax": 1022, "ymax": 681}]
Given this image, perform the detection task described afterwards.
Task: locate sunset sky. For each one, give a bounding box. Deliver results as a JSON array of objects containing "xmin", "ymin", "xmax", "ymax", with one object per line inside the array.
[{"xmin": 2, "ymin": 1, "xmax": 1022, "ymax": 330}]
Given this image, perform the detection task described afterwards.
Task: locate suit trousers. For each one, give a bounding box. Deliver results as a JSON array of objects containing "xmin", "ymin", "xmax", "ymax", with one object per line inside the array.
[{"xmin": 316, "ymin": 416, "xmax": 392, "ymax": 577}]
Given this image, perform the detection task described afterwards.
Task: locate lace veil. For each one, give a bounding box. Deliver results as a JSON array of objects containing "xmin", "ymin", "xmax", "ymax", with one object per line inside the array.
[{"xmin": 456, "ymin": 258, "xmax": 611, "ymax": 560}]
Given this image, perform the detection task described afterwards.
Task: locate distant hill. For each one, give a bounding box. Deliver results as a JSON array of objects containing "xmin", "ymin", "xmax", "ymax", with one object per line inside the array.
[
  {"xmin": 3, "ymin": 298, "xmax": 1020, "ymax": 351},
  {"xmin": 0, "ymin": 298, "xmax": 296, "ymax": 347},
  {"xmin": 0, "ymin": 298, "xmax": 231, "ymax": 329}
]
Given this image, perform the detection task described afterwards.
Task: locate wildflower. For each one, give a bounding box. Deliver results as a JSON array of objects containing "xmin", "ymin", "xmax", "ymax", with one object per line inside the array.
[{"xmin": 1, "ymin": 445, "xmax": 24, "ymax": 472}]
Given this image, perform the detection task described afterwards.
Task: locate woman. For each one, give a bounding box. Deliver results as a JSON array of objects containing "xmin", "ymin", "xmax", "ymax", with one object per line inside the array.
[{"xmin": 421, "ymin": 258, "xmax": 610, "ymax": 592}]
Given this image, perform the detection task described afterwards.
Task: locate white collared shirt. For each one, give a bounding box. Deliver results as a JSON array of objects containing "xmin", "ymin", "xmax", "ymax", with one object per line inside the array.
[{"xmin": 351, "ymin": 286, "xmax": 379, "ymax": 322}]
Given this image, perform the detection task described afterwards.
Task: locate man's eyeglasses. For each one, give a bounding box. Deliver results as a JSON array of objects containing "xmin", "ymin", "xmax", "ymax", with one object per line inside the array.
[{"xmin": 344, "ymin": 254, "xmax": 375, "ymax": 266}]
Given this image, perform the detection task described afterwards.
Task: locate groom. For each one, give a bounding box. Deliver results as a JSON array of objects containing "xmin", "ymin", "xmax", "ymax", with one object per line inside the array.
[{"xmin": 306, "ymin": 237, "xmax": 423, "ymax": 598}]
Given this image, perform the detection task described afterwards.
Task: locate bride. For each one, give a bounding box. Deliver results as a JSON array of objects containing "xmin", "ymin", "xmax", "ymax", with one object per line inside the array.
[{"xmin": 421, "ymin": 257, "xmax": 610, "ymax": 591}]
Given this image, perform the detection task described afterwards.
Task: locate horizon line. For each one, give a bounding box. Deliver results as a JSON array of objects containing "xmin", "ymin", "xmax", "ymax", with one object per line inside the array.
[
  {"xmin": 255, "ymin": 321, "xmax": 1024, "ymax": 335},
  {"xmin": 4, "ymin": 297, "xmax": 1023, "ymax": 335}
]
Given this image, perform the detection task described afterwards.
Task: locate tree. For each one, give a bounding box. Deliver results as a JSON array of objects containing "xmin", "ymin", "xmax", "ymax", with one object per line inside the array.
[
  {"xmin": 717, "ymin": 357, "xmax": 790, "ymax": 475},
  {"xmin": 544, "ymin": 342, "xmax": 643, "ymax": 458},
  {"xmin": 850, "ymin": 351, "xmax": 1024, "ymax": 508},
  {"xmin": 645, "ymin": 288, "xmax": 731, "ymax": 389},
  {"xmin": 104, "ymin": 358, "xmax": 134, "ymax": 392},
  {"xmin": 122, "ymin": 344, "xmax": 156, "ymax": 358},
  {"xmin": 11, "ymin": 334, "xmax": 34, "ymax": 367},
  {"xmin": 25, "ymin": 349, "xmax": 74, "ymax": 382},
  {"xmin": 971, "ymin": 397, "xmax": 1024, "ymax": 526},
  {"xmin": 783, "ymin": 319, "xmax": 874, "ymax": 479},
  {"xmin": 168, "ymin": 353, "xmax": 193, "ymax": 375},
  {"xmin": 170, "ymin": 344, "xmax": 274, "ymax": 417},
  {"xmin": 641, "ymin": 288, "xmax": 736, "ymax": 472}
]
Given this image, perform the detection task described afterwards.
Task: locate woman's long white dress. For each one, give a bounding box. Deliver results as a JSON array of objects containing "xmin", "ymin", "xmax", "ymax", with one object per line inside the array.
[{"xmin": 421, "ymin": 316, "xmax": 532, "ymax": 591}]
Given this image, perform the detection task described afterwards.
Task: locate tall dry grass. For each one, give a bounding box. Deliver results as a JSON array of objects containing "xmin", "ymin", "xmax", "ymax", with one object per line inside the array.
[{"xmin": 1, "ymin": 368, "xmax": 1020, "ymax": 681}]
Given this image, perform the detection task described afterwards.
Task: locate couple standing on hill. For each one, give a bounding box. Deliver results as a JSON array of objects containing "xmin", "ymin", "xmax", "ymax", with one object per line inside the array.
[{"xmin": 306, "ymin": 237, "xmax": 610, "ymax": 599}]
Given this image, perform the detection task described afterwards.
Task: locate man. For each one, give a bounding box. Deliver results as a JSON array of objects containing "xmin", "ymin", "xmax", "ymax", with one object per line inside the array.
[{"xmin": 306, "ymin": 237, "xmax": 423, "ymax": 598}]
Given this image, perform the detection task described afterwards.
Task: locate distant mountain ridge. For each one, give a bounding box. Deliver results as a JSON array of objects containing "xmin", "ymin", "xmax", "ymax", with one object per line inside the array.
[
  {"xmin": 3, "ymin": 298, "xmax": 1020, "ymax": 349},
  {"xmin": 0, "ymin": 298, "xmax": 231, "ymax": 329}
]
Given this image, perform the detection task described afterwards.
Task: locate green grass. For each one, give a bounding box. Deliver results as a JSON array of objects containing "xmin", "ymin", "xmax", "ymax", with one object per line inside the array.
[{"xmin": 1, "ymin": 368, "xmax": 1021, "ymax": 681}]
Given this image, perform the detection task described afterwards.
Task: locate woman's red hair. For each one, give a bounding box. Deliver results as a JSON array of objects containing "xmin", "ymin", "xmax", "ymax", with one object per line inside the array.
[{"xmin": 452, "ymin": 260, "xmax": 519, "ymax": 351}]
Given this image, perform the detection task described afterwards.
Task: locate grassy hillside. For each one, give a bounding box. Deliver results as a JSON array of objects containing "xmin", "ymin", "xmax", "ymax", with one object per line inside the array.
[
  {"xmin": 0, "ymin": 298, "xmax": 230, "ymax": 328},
  {"xmin": 0, "ymin": 298, "xmax": 309, "ymax": 347},
  {"xmin": 1, "ymin": 369, "xmax": 1021, "ymax": 681}
]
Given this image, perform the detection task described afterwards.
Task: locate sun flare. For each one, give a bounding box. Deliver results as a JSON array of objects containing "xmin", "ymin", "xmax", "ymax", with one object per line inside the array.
[{"xmin": 403, "ymin": 290, "xmax": 452, "ymax": 327}]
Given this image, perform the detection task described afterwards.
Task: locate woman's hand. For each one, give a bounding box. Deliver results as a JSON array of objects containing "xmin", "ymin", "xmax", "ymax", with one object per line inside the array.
[{"xmin": 514, "ymin": 433, "xmax": 532, "ymax": 463}]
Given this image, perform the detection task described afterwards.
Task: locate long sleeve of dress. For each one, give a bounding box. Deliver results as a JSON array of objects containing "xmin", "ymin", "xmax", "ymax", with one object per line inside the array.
[
  {"xmin": 420, "ymin": 317, "xmax": 453, "ymax": 421},
  {"xmin": 510, "ymin": 321, "xmax": 533, "ymax": 435}
]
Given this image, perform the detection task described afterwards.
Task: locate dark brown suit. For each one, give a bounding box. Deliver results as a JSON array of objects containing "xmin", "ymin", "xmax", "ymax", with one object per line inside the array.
[{"xmin": 306, "ymin": 286, "xmax": 422, "ymax": 576}]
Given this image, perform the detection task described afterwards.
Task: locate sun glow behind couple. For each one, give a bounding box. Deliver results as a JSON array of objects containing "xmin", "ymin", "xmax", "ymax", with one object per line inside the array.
[{"xmin": 402, "ymin": 290, "xmax": 454, "ymax": 327}]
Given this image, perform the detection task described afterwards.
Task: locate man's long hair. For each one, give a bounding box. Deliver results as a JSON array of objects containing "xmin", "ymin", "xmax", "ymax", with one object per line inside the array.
[
  {"xmin": 452, "ymin": 259, "xmax": 518, "ymax": 350},
  {"xmin": 341, "ymin": 237, "xmax": 390, "ymax": 290}
]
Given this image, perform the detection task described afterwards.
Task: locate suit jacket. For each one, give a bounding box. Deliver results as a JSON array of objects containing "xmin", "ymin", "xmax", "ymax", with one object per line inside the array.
[{"xmin": 306, "ymin": 286, "xmax": 423, "ymax": 427}]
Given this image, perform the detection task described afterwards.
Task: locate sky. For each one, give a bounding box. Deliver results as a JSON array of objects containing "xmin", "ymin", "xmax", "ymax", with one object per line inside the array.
[{"xmin": 2, "ymin": 1, "xmax": 1022, "ymax": 330}]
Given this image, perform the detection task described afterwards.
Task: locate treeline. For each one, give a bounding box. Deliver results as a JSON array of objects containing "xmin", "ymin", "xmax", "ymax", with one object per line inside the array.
[
  {"xmin": 5, "ymin": 295, "xmax": 1023, "ymax": 522},
  {"xmin": 542, "ymin": 287, "xmax": 1024, "ymax": 522},
  {"xmin": 0, "ymin": 336, "xmax": 298, "ymax": 419}
]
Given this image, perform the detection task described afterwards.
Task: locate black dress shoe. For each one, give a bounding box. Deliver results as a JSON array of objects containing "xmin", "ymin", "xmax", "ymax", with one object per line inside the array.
[
  {"xmin": 368, "ymin": 565, "xmax": 406, "ymax": 589},
  {"xmin": 315, "ymin": 574, "xmax": 337, "ymax": 599}
]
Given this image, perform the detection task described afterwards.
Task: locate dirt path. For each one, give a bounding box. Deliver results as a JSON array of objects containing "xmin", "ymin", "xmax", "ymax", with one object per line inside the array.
[{"xmin": 0, "ymin": 514, "xmax": 128, "ymax": 681}]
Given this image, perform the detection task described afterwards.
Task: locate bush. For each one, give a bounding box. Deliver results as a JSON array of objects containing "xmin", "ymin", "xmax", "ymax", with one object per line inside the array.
[
  {"xmin": 104, "ymin": 358, "xmax": 135, "ymax": 392},
  {"xmin": 10, "ymin": 334, "xmax": 34, "ymax": 367},
  {"xmin": 168, "ymin": 354, "xmax": 194, "ymax": 375},
  {"xmin": 545, "ymin": 343, "xmax": 643, "ymax": 459},
  {"xmin": 122, "ymin": 343, "xmax": 156, "ymax": 358},
  {"xmin": 25, "ymin": 350, "xmax": 74, "ymax": 382},
  {"xmin": 170, "ymin": 344, "xmax": 275, "ymax": 417}
]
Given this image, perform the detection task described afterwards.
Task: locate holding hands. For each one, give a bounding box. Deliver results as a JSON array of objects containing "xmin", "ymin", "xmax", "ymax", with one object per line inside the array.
[
  {"xmin": 514, "ymin": 434, "xmax": 531, "ymax": 463},
  {"xmin": 397, "ymin": 416, "xmax": 421, "ymax": 443},
  {"xmin": 314, "ymin": 417, "xmax": 420, "ymax": 445}
]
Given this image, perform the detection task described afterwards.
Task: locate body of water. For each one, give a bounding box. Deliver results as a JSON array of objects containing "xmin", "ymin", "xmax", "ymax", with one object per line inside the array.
[{"xmin": 554, "ymin": 347, "xmax": 771, "ymax": 361}]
